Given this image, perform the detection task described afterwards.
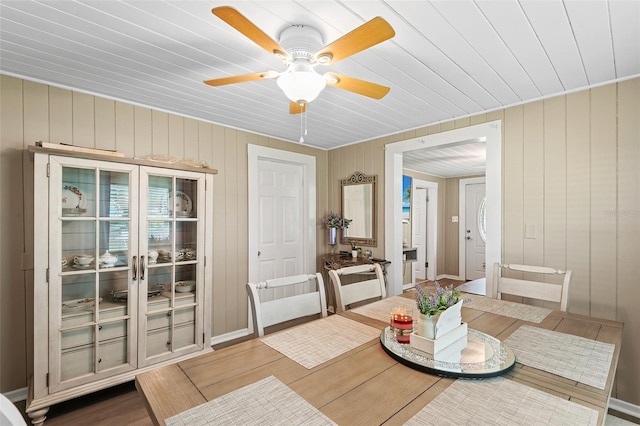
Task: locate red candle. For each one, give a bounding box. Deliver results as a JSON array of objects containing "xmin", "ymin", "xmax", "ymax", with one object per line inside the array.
[{"xmin": 391, "ymin": 312, "xmax": 413, "ymax": 343}]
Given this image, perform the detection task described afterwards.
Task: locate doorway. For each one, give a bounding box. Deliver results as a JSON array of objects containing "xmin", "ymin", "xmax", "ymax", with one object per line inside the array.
[
  {"xmin": 459, "ymin": 179, "xmax": 486, "ymax": 280},
  {"xmin": 247, "ymin": 145, "xmax": 316, "ymax": 284},
  {"xmin": 385, "ymin": 121, "xmax": 502, "ymax": 298}
]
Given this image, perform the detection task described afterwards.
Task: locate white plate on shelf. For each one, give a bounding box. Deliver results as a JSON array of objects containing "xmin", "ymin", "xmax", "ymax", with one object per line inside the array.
[
  {"xmin": 174, "ymin": 191, "xmax": 192, "ymax": 215},
  {"xmin": 62, "ymin": 297, "xmax": 102, "ymax": 313},
  {"xmin": 62, "ymin": 184, "xmax": 87, "ymax": 210}
]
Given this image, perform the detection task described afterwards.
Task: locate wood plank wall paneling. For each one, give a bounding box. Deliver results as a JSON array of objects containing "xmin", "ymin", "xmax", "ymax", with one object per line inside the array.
[
  {"xmin": 615, "ymin": 78, "xmax": 640, "ymax": 401},
  {"xmin": 1, "ymin": 74, "xmax": 638, "ymax": 406},
  {"xmin": 503, "ymin": 106, "xmax": 525, "ymax": 267},
  {"xmin": 566, "ymin": 90, "xmax": 592, "ymax": 315},
  {"xmin": 0, "ymin": 75, "xmax": 327, "ymax": 391},
  {"xmin": 543, "ymin": 96, "xmax": 567, "ymax": 297},
  {"xmin": 590, "ymin": 85, "xmax": 618, "ymax": 320}
]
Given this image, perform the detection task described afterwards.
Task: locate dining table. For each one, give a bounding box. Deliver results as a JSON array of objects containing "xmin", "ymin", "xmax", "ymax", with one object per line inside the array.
[{"xmin": 135, "ymin": 291, "xmax": 623, "ymax": 425}]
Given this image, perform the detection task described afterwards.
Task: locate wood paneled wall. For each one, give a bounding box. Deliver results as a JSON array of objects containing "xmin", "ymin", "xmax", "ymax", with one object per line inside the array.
[
  {"xmin": 0, "ymin": 75, "xmax": 327, "ymax": 392},
  {"xmin": 1, "ymin": 74, "xmax": 638, "ymax": 406},
  {"xmin": 329, "ymin": 79, "xmax": 640, "ymax": 405}
]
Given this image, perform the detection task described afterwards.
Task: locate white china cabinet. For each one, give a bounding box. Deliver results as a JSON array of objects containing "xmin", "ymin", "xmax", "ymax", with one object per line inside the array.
[{"xmin": 27, "ymin": 147, "xmax": 215, "ymax": 425}]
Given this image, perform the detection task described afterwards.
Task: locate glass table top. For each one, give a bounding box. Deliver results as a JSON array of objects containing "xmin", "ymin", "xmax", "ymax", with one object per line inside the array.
[{"xmin": 380, "ymin": 326, "xmax": 516, "ymax": 378}]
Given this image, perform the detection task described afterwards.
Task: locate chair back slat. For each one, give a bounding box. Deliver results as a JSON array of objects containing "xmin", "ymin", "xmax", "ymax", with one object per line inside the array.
[
  {"xmin": 493, "ymin": 263, "xmax": 572, "ymax": 312},
  {"xmin": 247, "ymin": 273, "xmax": 327, "ymax": 337},
  {"xmin": 329, "ymin": 263, "xmax": 386, "ymax": 313}
]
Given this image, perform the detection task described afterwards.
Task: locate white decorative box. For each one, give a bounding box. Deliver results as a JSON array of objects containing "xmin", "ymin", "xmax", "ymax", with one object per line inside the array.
[{"xmin": 410, "ymin": 322, "xmax": 468, "ymax": 354}]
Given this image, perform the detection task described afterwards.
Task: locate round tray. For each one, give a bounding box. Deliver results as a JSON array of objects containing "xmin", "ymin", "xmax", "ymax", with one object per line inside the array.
[{"xmin": 379, "ymin": 326, "xmax": 515, "ymax": 378}]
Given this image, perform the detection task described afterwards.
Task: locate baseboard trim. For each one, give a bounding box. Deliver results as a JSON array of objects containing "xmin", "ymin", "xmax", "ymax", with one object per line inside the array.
[
  {"xmin": 610, "ymin": 398, "xmax": 640, "ymax": 419},
  {"xmin": 210, "ymin": 328, "xmax": 251, "ymax": 346},
  {"xmin": 4, "ymin": 387, "xmax": 27, "ymax": 403},
  {"xmin": 437, "ymin": 274, "xmax": 462, "ymax": 281}
]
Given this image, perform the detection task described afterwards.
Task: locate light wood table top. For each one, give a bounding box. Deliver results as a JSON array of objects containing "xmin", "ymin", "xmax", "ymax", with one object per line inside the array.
[{"xmin": 136, "ymin": 296, "xmax": 623, "ymax": 425}]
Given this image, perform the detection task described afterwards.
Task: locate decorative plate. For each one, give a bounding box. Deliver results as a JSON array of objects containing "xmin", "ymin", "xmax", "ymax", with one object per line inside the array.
[
  {"xmin": 62, "ymin": 184, "xmax": 87, "ymax": 210},
  {"xmin": 174, "ymin": 191, "xmax": 192, "ymax": 214},
  {"xmin": 62, "ymin": 297, "xmax": 102, "ymax": 313}
]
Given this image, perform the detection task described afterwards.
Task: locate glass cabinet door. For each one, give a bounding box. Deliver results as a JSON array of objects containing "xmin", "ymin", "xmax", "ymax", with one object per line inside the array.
[
  {"xmin": 50, "ymin": 157, "xmax": 138, "ymax": 390},
  {"xmin": 139, "ymin": 169, "xmax": 205, "ymax": 366}
]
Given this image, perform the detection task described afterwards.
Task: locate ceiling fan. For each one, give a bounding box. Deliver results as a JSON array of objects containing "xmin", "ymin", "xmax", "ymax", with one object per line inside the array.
[{"xmin": 204, "ymin": 6, "xmax": 395, "ymax": 115}]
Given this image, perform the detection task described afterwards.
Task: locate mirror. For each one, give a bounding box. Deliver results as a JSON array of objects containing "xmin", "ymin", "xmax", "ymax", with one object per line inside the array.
[{"xmin": 342, "ymin": 171, "xmax": 377, "ymax": 247}]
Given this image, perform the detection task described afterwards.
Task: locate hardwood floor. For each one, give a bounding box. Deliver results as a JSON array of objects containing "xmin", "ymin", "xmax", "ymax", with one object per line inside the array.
[{"xmin": 16, "ymin": 382, "xmax": 152, "ymax": 426}]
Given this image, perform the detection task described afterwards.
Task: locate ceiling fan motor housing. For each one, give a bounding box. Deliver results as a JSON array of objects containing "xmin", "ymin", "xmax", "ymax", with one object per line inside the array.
[{"xmin": 278, "ymin": 25, "xmax": 324, "ymax": 62}]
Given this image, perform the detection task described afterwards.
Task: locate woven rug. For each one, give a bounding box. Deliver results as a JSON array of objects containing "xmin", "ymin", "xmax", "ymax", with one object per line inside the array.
[
  {"xmin": 165, "ymin": 376, "xmax": 335, "ymax": 425},
  {"xmin": 462, "ymin": 293, "xmax": 552, "ymax": 323},
  {"xmin": 260, "ymin": 315, "xmax": 380, "ymax": 369},
  {"xmin": 350, "ymin": 295, "xmax": 416, "ymax": 323},
  {"xmin": 504, "ymin": 325, "xmax": 615, "ymax": 389},
  {"xmin": 405, "ymin": 377, "xmax": 598, "ymax": 426}
]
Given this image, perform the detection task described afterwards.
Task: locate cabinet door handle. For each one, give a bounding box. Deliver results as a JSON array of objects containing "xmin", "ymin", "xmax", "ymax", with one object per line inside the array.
[
  {"xmin": 132, "ymin": 256, "xmax": 138, "ymax": 281},
  {"xmin": 98, "ymin": 325, "xmax": 102, "ymax": 331},
  {"xmin": 140, "ymin": 255, "xmax": 146, "ymax": 281}
]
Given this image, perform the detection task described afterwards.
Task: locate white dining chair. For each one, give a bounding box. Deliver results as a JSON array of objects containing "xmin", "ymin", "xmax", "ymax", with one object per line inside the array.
[
  {"xmin": 1, "ymin": 393, "xmax": 26, "ymax": 426},
  {"xmin": 329, "ymin": 263, "xmax": 386, "ymax": 313},
  {"xmin": 493, "ymin": 263, "xmax": 572, "ymax": 311},
  {"xmin": 247, "ymin": 273, "xmax": 328, "ymax": 337}
]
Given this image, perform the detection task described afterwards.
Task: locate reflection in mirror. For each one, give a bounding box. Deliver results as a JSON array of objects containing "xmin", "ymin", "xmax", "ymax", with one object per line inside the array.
[{"xmin": 342, "ymin": 171, "xmax": 376, "ymax": 247}]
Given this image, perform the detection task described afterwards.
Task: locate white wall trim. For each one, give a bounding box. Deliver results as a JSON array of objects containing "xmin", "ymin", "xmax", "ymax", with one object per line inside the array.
[
  {"xmin": 458, "ymin": 176, "xmax": 486, "ymax": 281},
  {"xmin": 385, "ymin": 121, "xmax": 502, "ymax": 298},
  {"xmin": 609, "ymin": 398, "xmax": 640, "ymax": 419},
  {"xmin": 210, "ymin": 329, "xmax": 252, "ymax": 346},
  {"xmin": 437, "ymin": 274, "xmax": 463, "ymax": 281}
]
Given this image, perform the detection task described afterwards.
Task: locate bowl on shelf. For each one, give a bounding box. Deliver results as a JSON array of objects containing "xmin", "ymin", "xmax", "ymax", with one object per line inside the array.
[{"xmin": 175, "ymin": 281, "xmax": 195, "ymax": 293}]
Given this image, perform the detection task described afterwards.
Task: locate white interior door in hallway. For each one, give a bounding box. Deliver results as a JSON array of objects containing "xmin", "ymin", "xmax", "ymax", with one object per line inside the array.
[
  {"xmin": 248, "ymin": 145, "xmax": 316, "ymax": 286},
  {"xmin": 411, "ymin": 179, "xmax": 438, "ymax": 282},
  {"xmin": 464, "ymin": 182, "xmax": 486, "ymax": 281}
]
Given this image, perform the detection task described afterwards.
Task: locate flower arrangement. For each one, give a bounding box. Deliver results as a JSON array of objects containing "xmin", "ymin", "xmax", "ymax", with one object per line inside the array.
[
  {"xmin": 325, "ymin": 212, "xmax": 343, "ymax": 228},
  {"xmin": 325, "ymin": 212, "xmax": 352, "ymax": 229},
  {"xmin": 415, "ymin": 281, "xmax": 461, "ymax": 317}
]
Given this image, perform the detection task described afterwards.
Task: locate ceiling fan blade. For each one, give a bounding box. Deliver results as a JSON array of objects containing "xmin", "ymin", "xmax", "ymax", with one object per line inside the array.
[
  {"xmin": 325, "ymin": 73, "xmax": 390, "ymax": 99},
  {"xmin": 212, "ymin": 6, "xmax": 290, "ymax": 60},
  {"xmin": 289, "ymin": 101, "xmax": 307, "ymax": 114},
  {"xmin": 204, "ymin": 72, "xmax": 276, "ymax": 87},
  {"xmin": 315, "ymin": 17, "xmax": 395, "ymax": 64}
]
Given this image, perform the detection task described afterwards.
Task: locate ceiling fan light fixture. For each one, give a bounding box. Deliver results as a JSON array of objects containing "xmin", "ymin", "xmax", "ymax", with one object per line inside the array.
[{"xmin": 277, "ymin": 68, "xmax": 326, "ymax": 103}]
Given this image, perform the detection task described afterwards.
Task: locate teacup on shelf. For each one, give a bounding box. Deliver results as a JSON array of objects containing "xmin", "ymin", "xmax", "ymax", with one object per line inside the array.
[{"xmin": 74, "ymin": 255, "xmax": 94, "ymax": 266}]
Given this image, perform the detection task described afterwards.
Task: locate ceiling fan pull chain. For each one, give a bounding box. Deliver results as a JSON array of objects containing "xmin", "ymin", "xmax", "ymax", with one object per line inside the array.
[{"xmin": 299, "ymin": 104, "xmax": 304, "ymax": 143}]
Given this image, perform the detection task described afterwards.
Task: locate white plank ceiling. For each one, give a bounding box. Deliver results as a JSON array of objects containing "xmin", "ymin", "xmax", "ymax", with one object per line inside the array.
[{"xmin": 1, "ymin": 0, "xmax": 638, "ymax": 159}]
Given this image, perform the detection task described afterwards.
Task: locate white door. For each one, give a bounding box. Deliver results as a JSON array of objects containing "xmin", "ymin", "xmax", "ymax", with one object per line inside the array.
[
  {"xmin": 412, "ymin": 187, "xmax": 427, "ymax": 281},
  {"xmin": 255, "ymin": 158, "xmax": 305, "ymax": 281},
  {"xmin": 465, "ymin": 183, "xmax": 486, "ymax": 280}
]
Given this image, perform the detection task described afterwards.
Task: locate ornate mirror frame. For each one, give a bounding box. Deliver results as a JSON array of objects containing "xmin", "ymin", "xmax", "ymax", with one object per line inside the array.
[{"xmin": 341, "ymin": 171, "xmax": 377, "ymax": 247}]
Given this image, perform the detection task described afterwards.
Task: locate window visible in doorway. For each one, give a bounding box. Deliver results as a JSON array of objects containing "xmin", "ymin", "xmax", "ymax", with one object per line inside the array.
[{"xmin": 478, "ymin": 196, "xmax": 487, "ymax": 243}]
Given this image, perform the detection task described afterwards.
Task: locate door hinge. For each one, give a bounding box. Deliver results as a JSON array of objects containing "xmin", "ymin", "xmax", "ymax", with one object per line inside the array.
[
  {"xmin": 204, "ymin": 256, "xmax": 206, "ymax": 267},
  {"xmin": 46, "ymin": 373, "xmax": 49, "ymax": 387},
  {"xmin": 425, "ymin": 262, "xmax": 428, "ymax": 268},
  {"xmin": 46, "ymin": 162, "xmax": 50, "ymax": 177},
  {"xmin": 205, "ymin": 180, "xmax": 207, "ymax": 191},
  {"xmin": 46, "ymin": 268, "xmax": 49, "ymax": 283},
  {"xmin": 203, "ymin": 333, "xmax": 206, "ymax": 345}
]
